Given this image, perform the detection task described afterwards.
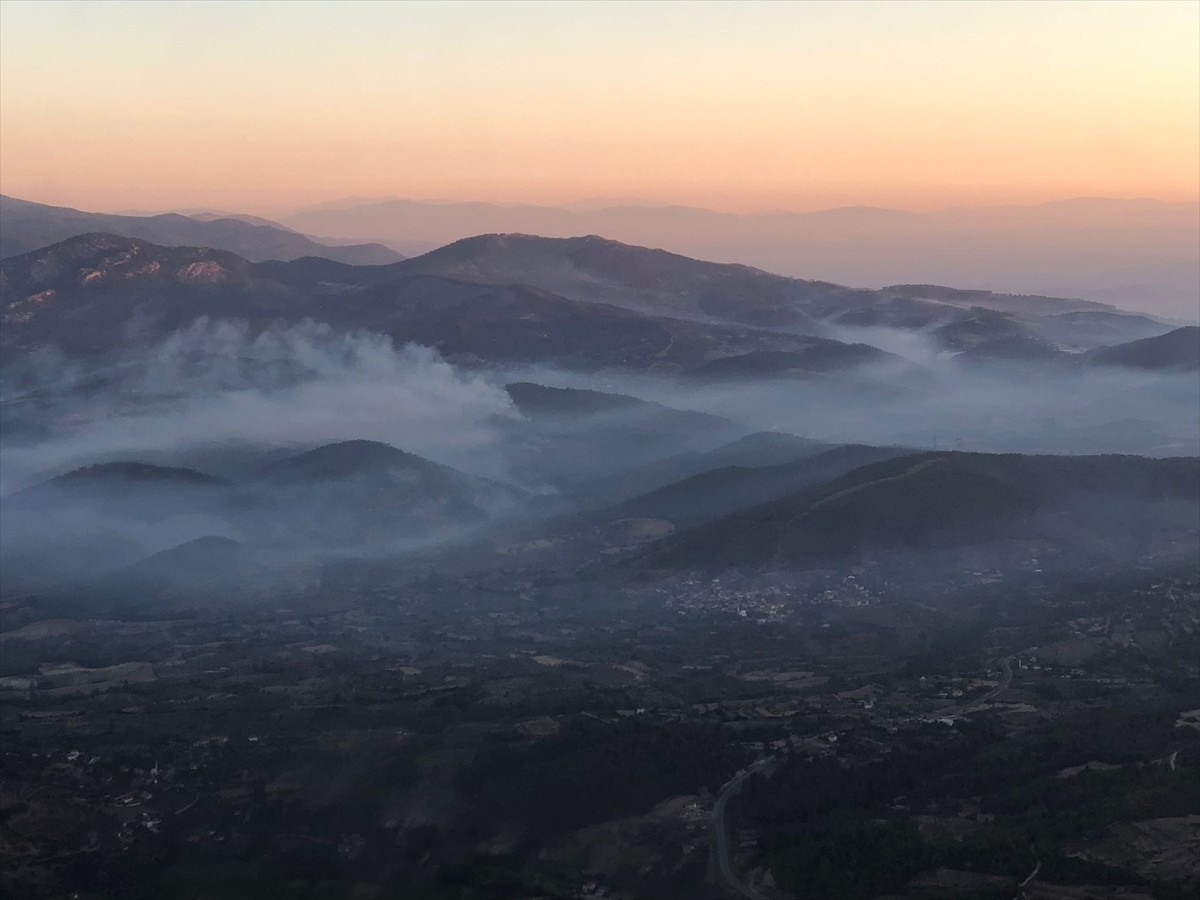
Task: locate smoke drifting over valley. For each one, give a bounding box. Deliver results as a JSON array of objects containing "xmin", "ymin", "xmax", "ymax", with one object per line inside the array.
[
  {"xmin": 1, "ymin": 288, "xmax": 1195, "ymax": 601},
  {"xmin": 501, "ymin": 334, "xmax": 1200, "ymax": 459},
  {"xmin": 6, "ymin": 3, "xmax": 1200, "ymax": 896},
  {"xmin": 0, "ymin": 321, "xmax": 520, "ymax": 493},
  {"xmin": 4, "ymin": 5, "xmax": 1200, "ymax": 897},
  {"xmin": 0, "ymin": 227, "xmax": 1196, "ymax": 900},
  {"xmin": 4, "ymin": 312, "xmax": 1196, "ymax": 494}
]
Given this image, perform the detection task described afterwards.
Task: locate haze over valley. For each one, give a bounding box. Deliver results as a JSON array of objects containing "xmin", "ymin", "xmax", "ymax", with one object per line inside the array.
[
  {"xmin": 1, "ymin": 2, "xmax": 1197, "ymax": 899},
  {"xmin": 2, "ymin": 210, "xmax": 1197, "ymax": 899}
]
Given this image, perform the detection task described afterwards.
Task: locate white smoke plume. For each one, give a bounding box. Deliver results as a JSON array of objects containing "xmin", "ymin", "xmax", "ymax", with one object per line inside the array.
[{"xmin": 0, "ymin": 319, "xmax": 520, "ymax": 493}]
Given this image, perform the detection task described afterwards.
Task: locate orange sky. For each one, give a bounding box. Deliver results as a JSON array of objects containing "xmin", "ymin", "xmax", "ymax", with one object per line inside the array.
[{"xmin": 1, "ymin": 0, "xmax": 1197, "ymax": 214}]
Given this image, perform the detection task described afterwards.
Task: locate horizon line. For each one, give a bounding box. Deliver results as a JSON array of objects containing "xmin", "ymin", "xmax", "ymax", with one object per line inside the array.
[{"xmin": 4, "ymin": 190, "xmax": 1198, "ymax": 222}]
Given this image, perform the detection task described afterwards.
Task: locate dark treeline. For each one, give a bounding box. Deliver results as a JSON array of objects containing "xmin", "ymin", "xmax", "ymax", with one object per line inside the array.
[
  {"xmin": 460, "ymin": 717, "xmax": 744, "ymax": 838},
  {"xmin": 740, "ymin": 711, "xmax": 1200, "ymax": 899}
]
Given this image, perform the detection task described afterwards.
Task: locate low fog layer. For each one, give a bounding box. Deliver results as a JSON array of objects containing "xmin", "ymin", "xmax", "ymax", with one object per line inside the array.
[
  {"xmin": 0, "ymin": 320, "xmax": 520, "ymax": 493},
  {"xmin": 1, "ymin": 317, "xmax": 1196, "ymax": 600},
  {"xmin": 503, "ymin": 326, "xmax": 1200, "ymax": 458},
  {"xmin": 4, "ymin": 319, "xmax": 1196, "ymax": 494}
]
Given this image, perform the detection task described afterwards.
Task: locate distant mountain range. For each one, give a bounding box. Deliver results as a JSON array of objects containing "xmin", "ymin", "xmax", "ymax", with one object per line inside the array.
[
  {"xmin": 0, "ymin": 195, "xmax": 404, "ymax": 265},
  {"xmin": 0, "ymin": 233, "xmax": 904, "ymax": 376},
  {"xmin": 8, "ymin": 193, "xmax": 1194, "ymax": 318},
  {"xmin": 2, "ymin": 232, "xmax": 1191, "ymax": 375},
  {"xmin": 277, "ymin": 196, "xmax": 1200, "ymax": 320}
]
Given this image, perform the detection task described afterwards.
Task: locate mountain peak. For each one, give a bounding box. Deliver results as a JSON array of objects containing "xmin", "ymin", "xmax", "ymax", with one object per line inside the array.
[
  {"xmin": 48, "ymin": 461, "xmax": 225, "ymax": 489},
  {"xmin": 0, "ymin": 195, "xmax": 404, "ymax": 265},
  {"xmin": 1088, "ymin": 325, "xmax": 1200, "ymax": 371},
  {"xmin": 259, "ymin": 440, "xmax": 437, "ymax": 482}
]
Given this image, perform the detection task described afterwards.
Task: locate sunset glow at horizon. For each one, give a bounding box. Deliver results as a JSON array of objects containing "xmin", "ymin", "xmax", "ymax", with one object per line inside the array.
[{"xmin": 1, "ymin": 0, "xmax": 1197, "ymax": 215}]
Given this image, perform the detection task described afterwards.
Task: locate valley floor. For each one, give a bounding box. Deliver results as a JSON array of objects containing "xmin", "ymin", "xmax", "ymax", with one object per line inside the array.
[{"xmin": 1, "ymin": 554, "xmax": 1197, "ymax": 900}]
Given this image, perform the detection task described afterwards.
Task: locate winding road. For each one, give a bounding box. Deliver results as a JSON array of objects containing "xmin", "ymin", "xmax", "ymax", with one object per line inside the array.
[
  {"xmin": 712, "ymin": 756, "xmax": 775, "ymax": 900},
  {"xmin": 930, "ymin": 655, "xmax": 1015, "ymax": 722},
  {"xmin": 710, "ymin": 658, "xmax": 1015, "ymax": 898},
  {"xmin": 989, "ymin": 656, "xmax": 1014, "ymax": 701}
]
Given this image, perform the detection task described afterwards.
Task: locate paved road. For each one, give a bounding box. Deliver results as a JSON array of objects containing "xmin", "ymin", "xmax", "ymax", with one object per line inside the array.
[
  {"xmin": 710, "ymin": 658, "xmax": 1014, "ymax": 898},
  {"xmin": 988, "ymin": 656, "xmax": 1014, "ymax": 701},
  {"xmin": 712, "ymin": 756, "xmax": 774, "ymax": 900},
  {"xmin": 1015, "ymin": 857, "xmax": 1041, "ymax": 899},
  {"xmin": 932, "ymin": 656, "xmax": 1015, "ymax": 721}
]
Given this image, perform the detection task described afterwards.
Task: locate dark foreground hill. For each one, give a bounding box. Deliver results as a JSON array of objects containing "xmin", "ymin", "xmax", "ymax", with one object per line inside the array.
[
  {"xmin": 571, "ymin": 431, "xmax": 836, "ymax": 504},
  {"xmin": 639, "ymin": 452, "xmax": 1200, "ymax": 570},
  {"xmin": 251, "ymin": 439, "xmax": 521, "ymax": 535},
  {"xmin": 101, "ymin": 536, "xmax": 276, "ymax": 604},
  {"xmin": 1087, "ymin": 326, "xmax": 1200, "ymax": 372},
  {"xmin": 603, "ymin": 444, "xmax": 913, "ymax": 527}
]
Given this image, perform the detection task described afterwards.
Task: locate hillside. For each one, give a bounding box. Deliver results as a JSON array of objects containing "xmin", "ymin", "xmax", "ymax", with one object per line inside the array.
[
  {"xmin": 572, "ymin": 432, "xmax": 835, "ymax": 504},
  {"xmin": 395, "ymin": 233, "xmax": 831, "ymax": 328},
  {"xmin": 248, "ymin": 439, "xmax": 523, "ymax": 539},
  {"xmin": 255, "ymin": 438, "xmax": 518, "ymax": 515},
  {"xmin": 102, "ymin": 536, "xmax": 278, "ymax": 604},
  {"xmin": 45, "ymin": 461, "xmax": 226, "ymax": 490},
  {"xmin": 495, "ymin": 383, "xmax": 742, "ymax": 492},
  {"xmin": 1087, "ymin": 326, "xmax": 1200, "ymax": 371},
  {"xmin": 389, "ymin": 234, "xmax": 1171, "ymax": 355},
  {"xmin": 258, "ymin": 439, "xmax": 454, "ymax": 483},
  {"xmin": 0, "ymin": 195, "xmax": 403, "ymax": 265},
  {"xmin": 0, "ymin": 234, "xmax": 898, "ymax": 376},
  {"xmin": 603, "ymin": 444, "xmax": 912, "ymax": 527},
  {"xmin": 0, "ymin": 440, "xmax": 529, "ymax": 595},
  {"xmin": 279, "ymin": 197, "xmax": 1200, "ymax": 319},
  {"xmin": 504, "ymin": 383, "xmax": 729, "ymax": 430},
  {"xmin": 5, "ymin": 461, "xmax": 230, "ymax": 515},
  {"xmin": 640, "ymin": 452, "xmax": 1200, "ymax": 569}
]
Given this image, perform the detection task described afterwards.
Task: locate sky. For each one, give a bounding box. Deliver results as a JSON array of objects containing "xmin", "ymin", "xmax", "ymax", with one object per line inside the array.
[{"xmin": 0, "ymin": 0, "xmax": 1197, "ymax": 215}]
